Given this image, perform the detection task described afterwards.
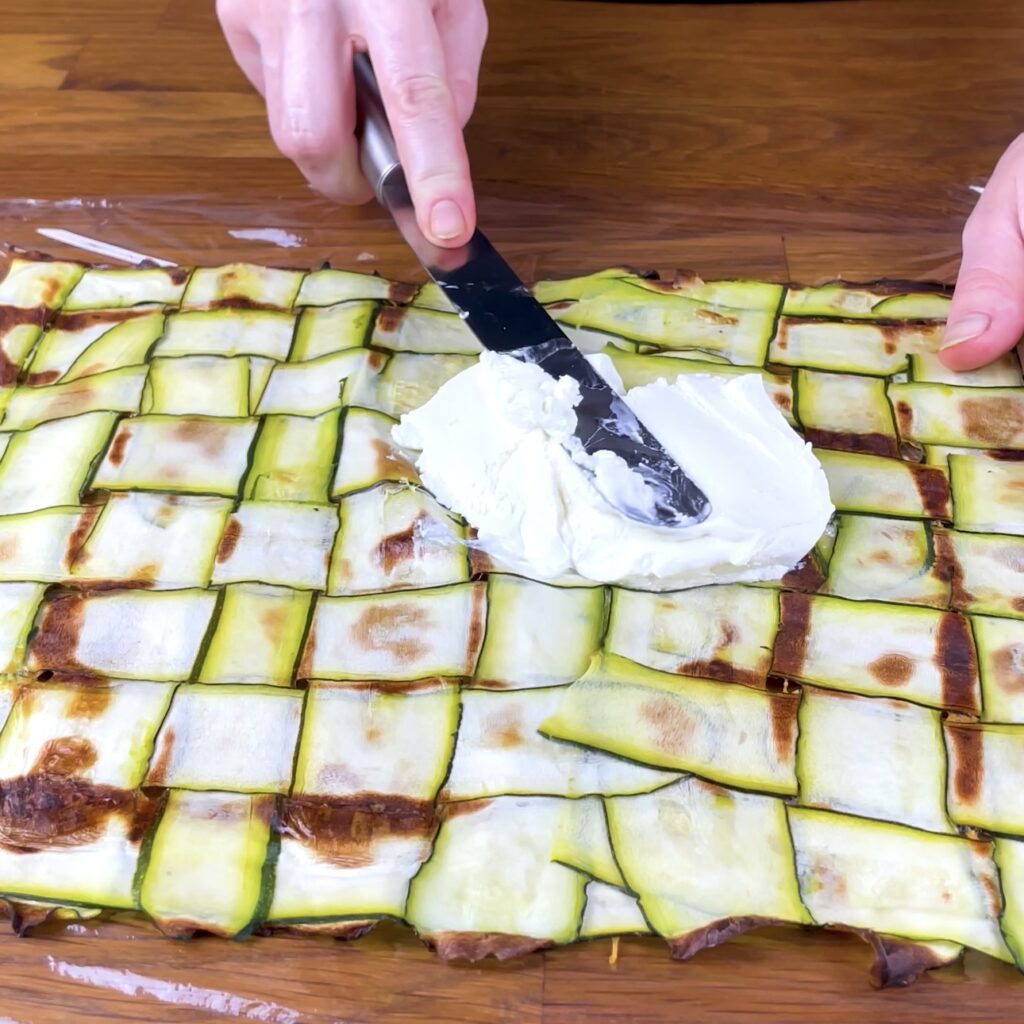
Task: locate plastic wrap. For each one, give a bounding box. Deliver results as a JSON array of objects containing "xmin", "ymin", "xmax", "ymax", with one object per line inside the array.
[{"xmin": 0, "ymin": 190, "xmax": 976, "ymax": 286}]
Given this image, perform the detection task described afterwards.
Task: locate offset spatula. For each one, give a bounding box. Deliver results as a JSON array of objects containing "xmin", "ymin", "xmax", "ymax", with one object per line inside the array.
[{"xmin": 353, "ymin": 53, "xmax": 710, "ymax": 528}]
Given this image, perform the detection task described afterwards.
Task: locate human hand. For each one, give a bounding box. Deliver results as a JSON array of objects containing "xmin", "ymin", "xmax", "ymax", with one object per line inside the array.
[
  {"xmin": 217, "ymin": 0, "xmax": 488, "ymax": 247},
  {"xmin": 941, "ymin": 135, "xmax": 1024, "ymax": 370}
]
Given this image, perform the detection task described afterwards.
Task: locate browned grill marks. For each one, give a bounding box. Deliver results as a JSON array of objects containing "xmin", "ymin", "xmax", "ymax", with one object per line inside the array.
[
  {"xmin": 0, "ymin": 776, "xmax": 157, "ymax": 852},
  {"xmin": 961, "ymin": 396, "xmax": 1024, "ymax": 446},
  {"xmin": 277, "ymin": 795, "xmax": 436, "ymax": 868},
  {"xmin": 215, "ymin": 518, "xmax": 242, "ymax": 564},
  {"xmin": 467, "ymin": 583, "xmax": 487, "ymax": 671},
  {"xmin": 28, "ymin": 592, "xmax": 91, "ymax": 676},
  {"xmin": 106, "ymin": 425, "xmax": 132, "ymax": 468},
  {"xmin": 640, "ymin": 695, "xmax": 695, "ymax": 753},
  {"xmin": 937, "ymin": 613, "xmax": 981, "ymax": 713},
  {"xmin": 780, "ymin": 554, "xmax": 826, "ymax": 593},
  {"xmin": 0, "ymin": 305, "xmax": 46, "ymax": 337},
  {"xmin": 695, "ymin": 308, "xmax": 739, "ymax": 326},
  {"xmin": 667, "ymin": 917, "xmax": 783, "ymax": 961},
  {"xmin": 771, "ymin": 593, "xmax": 812, "ymax": 678},
  {"xmin": 144, "ymin": 726, "xmax": 176, "ymax": 786},
  {"xmin": 867, "ymin": 653, "xmax": 914, "ymax": 688},
  {"xmin": 375, "ymin": 306, "xmax": 406, "ymax": 335},
  {"xmin": 173, "ymin": 418, "xmax": 228, "ymax": 458},
  {"xmin": 933, "ymin": 530, "xmax": 970, "ymax": 610},
  {"xmin": 371, "ymin": 438, "xmax": 418, "ymax": 483},
  {"xmin": 676, "ymin": 658, "xmax": 765, "ymax": 689},
  {"xmin": 946, "ymin": 723, "xmax": 983, "ymax": 805},
  {"xmin": 23, "ymin": 369, "xmax": 58, "ymax": 388},
  {"xmin": 64, "ymin": 504, "xmax": 102, "ymax": 566},
  {"xmin": 992, "ymin": 644, "xmax": 1024, "ymax": 693},
  {"xmin": 53, "ymin": 308, "xmax": 150, "ymax": 332},
  {"xmin": 803, "ymin": 429, "xmax": 899, "ymax": 459},
  {"xmin": 353, "ymin": 603, "xmax": 428, "ymax": 664},
  {"xmin": 910, "ymin": 464, "xmax": 951, "ymax": 519},
  {"xmin": 66, "ymin": 684, "xmax": 113, "ymax": 720},
  {"xmin": 768, "ymin": 691, "xmax": 800, "ymax": 761},
  {"xmin": 430, "ymin": 932, "xmax": 552, "ymax": 962},
  {"xmin": 376, "ymin": 512, "xmax": 427, "ymax": 575},
  {"xmin": 894, "ymin": 400, "xmax": 914, "ymax": 439},
  {"xmin": 31, "ymin": 736, "xmax": 97, "ymax": 776},
  {"xmin": 484, "ymin": 705, "xmax": 524, "ymax": 749},
  {"xmin": 387, "ymin": 281, "xmax": 418, "ymax": 305}
]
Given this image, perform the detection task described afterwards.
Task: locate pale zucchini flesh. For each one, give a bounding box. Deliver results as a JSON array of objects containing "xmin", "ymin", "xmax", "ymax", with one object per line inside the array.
[
  {"xmin": 7, "ymin": 255, "xmax": 1024, "ymax": 980},
  {"xmin": 606, "ymin": 778, "xmax": 810, "ymax": 943}
]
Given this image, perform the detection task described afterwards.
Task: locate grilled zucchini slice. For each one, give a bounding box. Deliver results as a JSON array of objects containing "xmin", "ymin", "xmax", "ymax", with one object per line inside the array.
[
  {"xmin": 606, "ymin": 778, "xmax": 809, "ymax": 952},
  {"xmin": 443, "ymin": 687, "xmax": 680, "ymax": 801},
  {"xmin": 472, "ymin": 575, "xmax": 604, "ymax": 689},
  {"xmin": 796, "ymin": 687, "xmax": 952, "ymax": 833},
  {"xmin": 139, "ymin": 789, "xmax": 274, "ymax": 938},
  {"xmin": 788, "ymin": 805, "xmax": 1010, "ymax": 961},
  {"xmin": 539, "ymin": 653, "xmax": 799, "ymax": 795}
]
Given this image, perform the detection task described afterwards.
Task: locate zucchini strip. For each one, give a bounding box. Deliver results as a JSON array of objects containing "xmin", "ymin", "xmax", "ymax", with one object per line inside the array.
[
  {"xmin": 198, "ymin": 584, "xmax": 312, "ymax": 686},
  {"xmin": 93, "ymin": 415, "xmax": 259, "ymax": 497},
  {"xmin": 210, "ymin": 501, "xmax": 338, "ymax": 591},
  {"xmin": 788, "ymin": 805, "xmax": 1010, "ymax": 961},
  {"xmin": 292, "ymin": 301, "xmax": 375, "ymax": 361},
  {"xmin": 157, "ymin": 310, "xmax": 295, "ymax": 360},
  {"xmin": 67, "ymin": 491, "xmax": 232, "ymax": 589},
  {"xmin": 145, "ymin": 684, "xmax": 303, "ymax": 794},
  {"xmin": 605, "ymin": 778, "xmax": 809, "ymax": 954},
  {"xmin": 822, "ymin": 515, "xmax": 950, "ymax": 608},
  {"xmin": 181, "ymin": 263, "xmax": 304, "ymax": 311},
  {"xmin": 539, "ymin": 653, "xmax": 799, "ymax": 795},
  {"xmin": 331, "ymin": 407, "xmax": 420, "ymax": 497},
  {"xmin": 579, "ymin": 880, "xmax": 650, "ymax": 939},
  {"xmin": 814, "ymin": 449, "xmax": 950, "ymax": 519},
  {"xmin": 405, "ymin": 796, "xmax": 587, "ymax": 957},
  {"xmin": 796, "ymin": 687, "xmax": 952, "ymax": 833},
  {"xmin": 795, "ymin": 370, "xmax": 899, "ymax": 457},
  {"xmin": 771, "ymin": 318, "xmax": 937, "ymax": 377},
  {"xmin": 0, "ymin": 259, "xmax": 83, "ymax": 309},
  {"xmin": 471, "ymin": 575, "xmax": 604, "ymax": 690},
  {"xmin": 63, "ymin": 267, "xmax": 188, "ymax": 311},
  {"xmin": 293, "ymin": 680, "xmax": 459, "ymax": 801},
  {"xmin": 605, "ymin": 584, "xmax": 778, "ymax": 687},
  {"xmin": 891, "ymin": 383, "xmax": 1024, "ymax": 449},
  {"xmin": 949, "ymin": 455, "xmax": 1024, "ymax": 535},
  {"xmin": 945, "ymin": 720, "xmax": 1024, "ymax": 833},
  {"xmin": 269, "ymin": 796, "xmax": 435, "ymax": 925},
  {"xmin": 28, "ymin": 588, "xmax": 218, "ymax": 681},
  {"xmin": 299, "ymin": 583, "xmax": 486, "ymax": 681},
  {"xmin": 939, "ymin": 529, "xmax": 1024, "ymax": 619},
  {"xmin": 442, "ymin": 688, "xmax": 681, "ymax": 801},
  {"xmin": 0, "ymin": 411, "xmax": 117, "ymax": 514},
  {"xmin": 139, "ymin": 789, "xmax": 274, "ymax": 938},
  {"xmin": 773, "ymin": 593, "xmax": 979, "ymax": 713},
  {"xmin": 973, "ymin": 614, "xmax": 1024, "ymax": 723},
  {"xmin": 0, "ymin": 679, "xmax": 173, "ymax": 788},
  {"xmin": 328, "ymin": 485, "xmax": 468, "ymax": 595}
]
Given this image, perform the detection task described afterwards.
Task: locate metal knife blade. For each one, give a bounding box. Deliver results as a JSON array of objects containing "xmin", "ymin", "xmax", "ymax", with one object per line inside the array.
[{"xmin": 353, "ymin": 53, "xmax": 709, "ymax": 528}]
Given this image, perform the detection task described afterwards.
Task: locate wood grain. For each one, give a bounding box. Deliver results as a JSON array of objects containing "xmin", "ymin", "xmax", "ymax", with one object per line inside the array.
[{"xmin": 0, "ymin": 0, "xmax": 1023, "ymax": 1019}]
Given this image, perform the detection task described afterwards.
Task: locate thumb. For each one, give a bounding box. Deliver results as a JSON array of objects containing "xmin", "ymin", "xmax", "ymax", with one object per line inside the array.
[{"xmin": 941, "ymin": 141, "xmax": 1024, "ymax": 371}]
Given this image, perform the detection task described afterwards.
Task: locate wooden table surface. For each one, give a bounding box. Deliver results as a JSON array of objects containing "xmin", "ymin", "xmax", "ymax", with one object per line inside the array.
[{"xmin": 0, "ymin": 0, "xmax": 1023, "ymax": 1020}]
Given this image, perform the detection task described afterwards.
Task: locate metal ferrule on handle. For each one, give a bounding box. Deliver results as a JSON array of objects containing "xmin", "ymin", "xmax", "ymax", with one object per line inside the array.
[{"xmin": 353, "ymin": 52, "xmax": 402, "ymax": 204}]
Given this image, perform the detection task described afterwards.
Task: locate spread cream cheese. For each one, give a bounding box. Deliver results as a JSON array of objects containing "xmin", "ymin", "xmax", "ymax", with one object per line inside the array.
[{"xmin": 392, "ymin": 351, "xmax": 833, "ymax": 591}]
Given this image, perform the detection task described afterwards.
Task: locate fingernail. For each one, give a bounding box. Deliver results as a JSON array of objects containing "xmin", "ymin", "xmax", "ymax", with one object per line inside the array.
[
  {"xmin": 429, "ymin": 199, "xmax": 466, "ymax": 241},
  {"xmin": 941, "ymin": 313, "xmax": 991, "ymax": 350}
]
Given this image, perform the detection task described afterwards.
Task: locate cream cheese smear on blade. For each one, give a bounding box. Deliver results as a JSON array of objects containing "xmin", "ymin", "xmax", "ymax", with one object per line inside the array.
[{"xmin": 392, "ymin": 352, "xmax": 834, "ymax": 591}]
